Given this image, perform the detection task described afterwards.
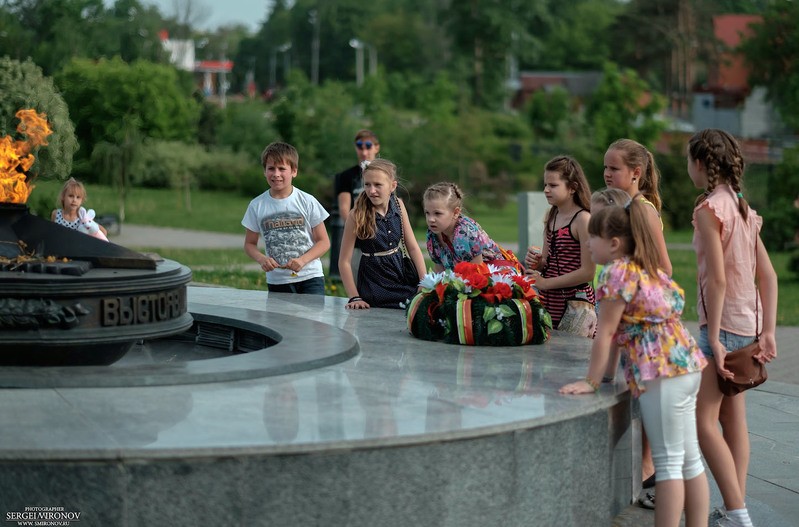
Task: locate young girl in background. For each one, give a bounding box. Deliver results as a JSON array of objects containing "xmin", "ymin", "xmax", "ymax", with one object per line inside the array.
[
  {"xmin": 603, "ymin": 138, "xmax": 671, "ymax": 275},
  {"xmin": 561, "ymin": 201, "xmax": 709, "ymax": 527},
  {"xmin": 339, "ymin": 159, "xmax": 426, "ymax": 310},
  {"xmin": 424, "ymin": 182, "xmax": 522, "ymax": 272},
  {"xmin": 591, "ymin": 187, "xmax": 630, "ymax": 213},
  {"xmin": 604, "ymin": 139, "xmax": 671, "ymax": 495},
  {"xmin": 689, "ymin": 129, "xmax": 778, "ymax": 527},
  {"xmin": 524, "ymin": 155, "xmax": 595, "ymax": 330},
  {"xmin": 50, "ymin": 177, "xmax": 108, "ymax": 237}
]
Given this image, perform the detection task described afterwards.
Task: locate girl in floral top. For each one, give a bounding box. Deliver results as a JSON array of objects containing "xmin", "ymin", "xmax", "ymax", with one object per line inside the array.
[
  {"xmin": 561, "ymin": 200, "xmax": 709, "ymax": 527},
  {"xmin": 424, "ymin": 182, "xmax": 522, "ymax": 272}
]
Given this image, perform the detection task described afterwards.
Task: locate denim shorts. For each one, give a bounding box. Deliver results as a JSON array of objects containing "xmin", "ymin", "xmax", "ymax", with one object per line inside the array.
[{"xmin": 697, "ymin": 325, "xmax": 756, "ymax": 360}]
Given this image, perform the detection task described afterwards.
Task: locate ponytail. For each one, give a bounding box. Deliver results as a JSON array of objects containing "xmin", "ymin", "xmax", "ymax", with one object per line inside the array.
[
  {"xmin": 628, "ymin": 198, "xmax": 661, "ymax": 278},
  {"xmin": 639, "ymin": 150, "xmax": 662, "ymax": 213},
  {"xmin": 588, "ymin": 198, "xmax": 663, "ymax": 278}
]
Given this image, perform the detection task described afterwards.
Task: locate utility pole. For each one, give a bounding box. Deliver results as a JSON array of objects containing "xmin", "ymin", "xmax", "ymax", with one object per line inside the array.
[
  {"xmin": 220, "ymin": 42, "xmax": 228, "ymax": 109},
  {"xmin": 310, "ymin": 8, "xmax": 320, "ymax": 85}
]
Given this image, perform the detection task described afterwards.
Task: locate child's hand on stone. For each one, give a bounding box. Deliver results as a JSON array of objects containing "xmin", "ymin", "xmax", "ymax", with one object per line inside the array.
[{"xmin": 559, "ymin": 380, "xmax": 596, "ymax": 395}]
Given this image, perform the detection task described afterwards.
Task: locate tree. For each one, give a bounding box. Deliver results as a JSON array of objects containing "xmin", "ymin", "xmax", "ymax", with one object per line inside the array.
[
  {"xmin": 1, "ymin": 0, "xmax": 166, "ymax": 75},
  {"xmin": 55, "ymin": 57, "xmax": 201, "ymax": 170},
  {"xmin": 441, "ymin": 0, "xmax": 549, "ymax": 108},
  {"xmin": 532, "ymin": 0, "xmax": 623, "ymax": 70},
  {"xmin": 525, "ymin": 87, "xmax": 571, "ymax": 140},
  {"xmin": 0, "ymin": 57, "xmax": 79, "ymax": 182},
  {"xmin": 91, "ymin": 118, "xmax": 143, "ymax": 222},
  {"xmin": 585, "ymin": 62, "xmax": 666, "ymax": 154},
  {"xmin": 739, "ymin": 1, "xmax": 799, "ymax": 131}
]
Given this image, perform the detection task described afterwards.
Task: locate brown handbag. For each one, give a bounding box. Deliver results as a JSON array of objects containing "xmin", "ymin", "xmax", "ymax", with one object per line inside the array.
[
  {"xmin": 717, "ymin": 339, "xmax": 767, "ymax": 396},
  {"xmin": 699, "ymin": 237, "xmax": 767, "ymax": 396}
]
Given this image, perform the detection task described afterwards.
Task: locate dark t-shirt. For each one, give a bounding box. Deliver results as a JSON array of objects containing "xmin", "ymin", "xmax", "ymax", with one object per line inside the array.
[{"xmin": 334, "ymin": 165, "xmax": 364, "ymax": 210}]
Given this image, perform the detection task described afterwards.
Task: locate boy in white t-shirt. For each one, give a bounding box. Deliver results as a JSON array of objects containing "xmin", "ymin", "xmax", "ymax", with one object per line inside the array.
[{"xmin": 242, "ymin": 142, "xmax": 330, "ymax": 295}]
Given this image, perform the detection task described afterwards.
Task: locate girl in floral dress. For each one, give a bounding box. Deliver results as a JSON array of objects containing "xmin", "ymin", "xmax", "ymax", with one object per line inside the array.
[
  {"xmin": 423, "ymin": 182, "xmax": 521, "ymax": 272},
  {"xmin": 561, "ymin": 200, "xmax": 709, "ymax": 527}
]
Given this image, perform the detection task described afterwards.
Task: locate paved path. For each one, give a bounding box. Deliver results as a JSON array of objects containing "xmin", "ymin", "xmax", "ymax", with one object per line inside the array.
[
  {"xmin": 110, "ymin": 224, "xmax": 246, "ymax": 249},
  {"xmin": 112, "ymin": 224, "xmax": 798, "ymax": 526}
]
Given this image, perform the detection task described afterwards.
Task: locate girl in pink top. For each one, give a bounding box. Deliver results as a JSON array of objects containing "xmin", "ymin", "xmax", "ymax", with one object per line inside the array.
[{"xmin": 688, "ymin": 129, "xmax": 778, "ymax": 527}]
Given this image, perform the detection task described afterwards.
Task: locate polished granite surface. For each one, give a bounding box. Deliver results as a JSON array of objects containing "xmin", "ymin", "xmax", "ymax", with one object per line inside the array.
[{"xmin": 0, "ymin": 286, "xmax": 627, "ymax": 460}]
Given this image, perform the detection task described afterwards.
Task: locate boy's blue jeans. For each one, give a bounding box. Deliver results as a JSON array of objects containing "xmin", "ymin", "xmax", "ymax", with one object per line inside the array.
[{"xmin": 268, "ymin": 277, "xmax": 325, "ymax": 295}]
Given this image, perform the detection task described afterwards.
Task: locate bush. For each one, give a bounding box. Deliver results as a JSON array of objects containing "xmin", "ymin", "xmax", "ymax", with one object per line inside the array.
[
  {"xmin": 0, "ymin": 57, "xmax": 78, "ymax": 181},
  {"xmin": 759, "ymin": 198, "xmax": 799, "ymax": 252},
  {"xmin": 657, "ymin": 137, "xmax": 703, "ymax": 231},
  {"xmin": 195, "ymin": 148, "xmax": 261, "ymax": 194}
]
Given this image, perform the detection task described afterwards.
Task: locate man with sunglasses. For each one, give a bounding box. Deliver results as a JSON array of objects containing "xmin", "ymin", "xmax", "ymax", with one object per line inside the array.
[{"xmin": 329, "ymin": 130, "xmax": 381, "ymax": 277}]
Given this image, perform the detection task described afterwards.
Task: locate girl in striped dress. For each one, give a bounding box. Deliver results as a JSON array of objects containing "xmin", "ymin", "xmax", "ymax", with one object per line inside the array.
[{"xmin": 524, "ymin": 156, "xmax": 595, "ymax": 330}]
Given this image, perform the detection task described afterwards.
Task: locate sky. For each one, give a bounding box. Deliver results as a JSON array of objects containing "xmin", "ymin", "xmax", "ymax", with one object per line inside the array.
[{"xmin": 142, "ymin": 0, "xmax": 272, "ymax": 32}]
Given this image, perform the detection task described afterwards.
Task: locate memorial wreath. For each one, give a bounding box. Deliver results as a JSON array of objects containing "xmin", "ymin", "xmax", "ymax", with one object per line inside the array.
[{"xmin": 405, "ymin": 261, "xmax": 552, "ymax": 346}]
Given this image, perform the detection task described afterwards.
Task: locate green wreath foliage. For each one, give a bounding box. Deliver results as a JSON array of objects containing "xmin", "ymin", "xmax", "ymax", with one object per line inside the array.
[{"xmin": 405, "ymin": 262, "xmax": 553, "ymax": 347}]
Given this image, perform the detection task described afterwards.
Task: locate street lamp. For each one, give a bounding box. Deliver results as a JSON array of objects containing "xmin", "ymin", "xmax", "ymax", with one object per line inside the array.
[
  {"xmin": 270, "ymin": 42, "xmax": 292, "ymax": 88},
  {"xmin": 349, "ymin": 38, "xmax": 377, "ymax": 87}
]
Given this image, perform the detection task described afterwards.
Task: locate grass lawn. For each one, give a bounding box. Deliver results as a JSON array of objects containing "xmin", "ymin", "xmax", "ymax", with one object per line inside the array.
[
  {"xmin": 30, "ymin": 183, "xmax": 799, "ymax": 324},
  {"xmin": 33, "ymin": 179, "xmax": 252, "ymax": 233}
]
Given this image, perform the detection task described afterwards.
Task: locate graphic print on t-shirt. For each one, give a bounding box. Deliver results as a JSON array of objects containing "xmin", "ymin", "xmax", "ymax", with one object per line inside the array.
[
  {"xmin": 260, "ymin": 212, "xmax": 311, "ymax": 266},
  {"xmin": 352, "ymin": 176, "xmax": 364, "ymax": 201}
]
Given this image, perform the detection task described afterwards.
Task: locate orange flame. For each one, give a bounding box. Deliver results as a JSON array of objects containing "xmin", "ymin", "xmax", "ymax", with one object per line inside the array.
[{"xmin": 0, "ymin": 109, "xmax": 53, "ymax": 204}]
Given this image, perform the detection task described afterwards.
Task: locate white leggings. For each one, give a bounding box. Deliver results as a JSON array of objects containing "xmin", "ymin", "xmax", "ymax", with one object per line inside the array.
[{"xmin": 638, "ymin": 372, "xmax": 704, "ymax": 482}]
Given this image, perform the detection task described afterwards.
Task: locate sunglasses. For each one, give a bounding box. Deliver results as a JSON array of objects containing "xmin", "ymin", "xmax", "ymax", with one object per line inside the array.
[{"xmin": 355, "ymin": 140, "xmax": 374, "ymax": 150}]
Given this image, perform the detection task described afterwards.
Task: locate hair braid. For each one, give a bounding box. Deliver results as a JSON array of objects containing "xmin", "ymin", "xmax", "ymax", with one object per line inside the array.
[
  {"xmin": 688, "ymin": 129, "xmax": 749, "ymax": 219},
  {"xmin": 423, "ymin": 182, "xmax": 465, "ymax": 215}
]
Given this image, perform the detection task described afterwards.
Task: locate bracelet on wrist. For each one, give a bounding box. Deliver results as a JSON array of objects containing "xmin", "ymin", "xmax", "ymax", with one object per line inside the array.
[
  {"xmin": 585, "ymin": 377, "xmax": 599, "ymax": 392},
  {"xmin": 348, "ymin": 296, "xmax": 362, "ymax": 304}
]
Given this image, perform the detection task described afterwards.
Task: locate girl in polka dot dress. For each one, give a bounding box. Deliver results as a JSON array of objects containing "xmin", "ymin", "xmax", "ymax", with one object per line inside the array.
[
  {"xmin": 339, "ymin": 159, "xmax": 426, "ymax": 309},
  {"xmin": 50, "ymin": 177, "xmax": 108, "ymax": 237}
]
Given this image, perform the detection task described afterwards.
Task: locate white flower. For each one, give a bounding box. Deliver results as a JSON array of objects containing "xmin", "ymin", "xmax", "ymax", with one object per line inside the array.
[
  {"xmin": 491, "ymin": 273, "xmax": 515, "ymax": 288},
  {"xmin": 486, "ymin": 264, "xmax": 503, "ymax": 275},
  {"xmin": 419, "ymin": 271, "xmax": 445, "ymax": 290}
]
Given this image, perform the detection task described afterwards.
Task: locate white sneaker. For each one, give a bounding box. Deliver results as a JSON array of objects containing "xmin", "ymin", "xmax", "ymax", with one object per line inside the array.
[
  {"xmin": 709, "ymin": 507, "xmax": 727, "ymax": 525},
  {"xmin": 713, "ymin": 515, "xmax": 733, "ymax": 527}
]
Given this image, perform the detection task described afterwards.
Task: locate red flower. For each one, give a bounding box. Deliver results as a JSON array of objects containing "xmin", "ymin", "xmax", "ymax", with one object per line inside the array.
[
  {"xmin": 435, "ymin": 282, "xmax": 447, "ymax": 303},
  {"xmin": 463, "ymin": 271, "xmax": 488, "ymax": 290},
  {"xmin": 511, "ymin": 275, "xmax": 537, "ymax": 300},
  {"xmin": 480, "ymin": 282, "xmax": 513, "ymax": 303},
  {"xmin": 454, "ymin": 261, "xmax": 478, "ymax": 276}
]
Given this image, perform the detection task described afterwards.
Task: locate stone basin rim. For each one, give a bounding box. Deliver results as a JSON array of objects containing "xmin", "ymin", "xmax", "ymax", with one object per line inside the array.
[{"xmin": 0, "ymin": 302, "xmax": 360, "ymax": 389}]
